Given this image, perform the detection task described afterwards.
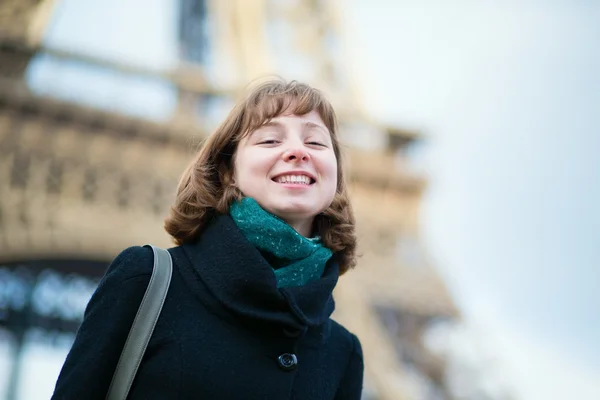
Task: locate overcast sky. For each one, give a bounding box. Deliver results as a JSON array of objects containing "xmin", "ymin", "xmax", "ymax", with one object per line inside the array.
[
  {"xmin": 22, "ymin": 0, "xmax": 600, "ymax": 399},
  {"xmin": 342, "ymin": 1, "xmax": 600, "ymax": 399}
]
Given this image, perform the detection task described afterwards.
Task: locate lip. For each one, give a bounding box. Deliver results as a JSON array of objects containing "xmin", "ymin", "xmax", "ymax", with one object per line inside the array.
[{"xmin": 271, "ymin": 170, "xmax": 317, "ymax": 183}]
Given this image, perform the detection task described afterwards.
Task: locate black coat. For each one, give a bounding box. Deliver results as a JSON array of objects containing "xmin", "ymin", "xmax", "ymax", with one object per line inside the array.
[{"xmin": 52, "ymin": 214, "xmax": 364, "ymax": 399}]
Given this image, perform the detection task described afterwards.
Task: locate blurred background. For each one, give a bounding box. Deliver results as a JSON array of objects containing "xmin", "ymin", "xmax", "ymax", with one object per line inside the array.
[{"xmin": 0, "ymin": 0, "xmax": 599, "ymax": 399}]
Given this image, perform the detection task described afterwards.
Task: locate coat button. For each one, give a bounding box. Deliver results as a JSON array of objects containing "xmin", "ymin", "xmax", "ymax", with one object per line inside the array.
[{"xmin": 277, "ymin": 353, "xmax": 298, "ymax": 371}]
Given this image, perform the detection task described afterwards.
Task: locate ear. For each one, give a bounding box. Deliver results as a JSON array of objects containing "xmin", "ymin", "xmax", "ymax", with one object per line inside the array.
[
  {"xmin": 218, "ymin": 160, "xmax": 237, "ymax": 187},
  {"xmin": 230, "ymin": 164, "xmax": 237, "ymax": 186},
  {"xmin": 230, "ymin": 153, "xmax": 238, "ymax": 186}
]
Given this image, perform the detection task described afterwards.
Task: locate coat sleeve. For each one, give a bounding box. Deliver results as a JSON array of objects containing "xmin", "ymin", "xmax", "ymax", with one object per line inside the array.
[
  {"xmin": 51, "ymin": 246, "xmax": 154, "ymax": 400},
  {"xmin": 334, "ymin": 333, "xmax": 365, "ymax": 400}
]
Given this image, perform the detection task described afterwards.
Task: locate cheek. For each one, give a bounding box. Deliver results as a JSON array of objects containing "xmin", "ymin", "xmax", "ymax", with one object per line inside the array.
[
  {"xmin": 233, "ymin": 151, "xmax": 271, "ymax": 188},
  {"xmin": 232, "ymin": 154, "xmax": 242, "ymax": 182},
  {"xmin": 233, "ymin": 153, "xmax": 251, "ymax": 187},
  {"xmin": 327, "ymin": 152, "xmax": 338, "ymax": 176},
  {"xmin": 321, "ymin": 154, "xmax": 339, "ymax": 190}
]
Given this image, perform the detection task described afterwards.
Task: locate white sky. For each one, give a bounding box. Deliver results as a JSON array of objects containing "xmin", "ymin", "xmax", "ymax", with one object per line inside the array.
[{"xmin": 11, "ymin": 0, "xmax": 600, "ymax": 399}]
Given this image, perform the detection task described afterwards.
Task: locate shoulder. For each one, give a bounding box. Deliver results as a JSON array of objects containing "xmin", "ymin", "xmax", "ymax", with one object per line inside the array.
[
  {"xmin": 329, "ymin": 319, "xmax": 363, "ymax": 356},
  {"xmin": 102, "ymin": 245, "xmax": 155, "ymax": 282}
]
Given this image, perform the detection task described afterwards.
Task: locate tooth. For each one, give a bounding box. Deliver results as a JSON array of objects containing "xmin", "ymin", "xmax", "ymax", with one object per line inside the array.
[{"xmin": 275, "ymin": 175, "xmax": 313, "ymax": 184}]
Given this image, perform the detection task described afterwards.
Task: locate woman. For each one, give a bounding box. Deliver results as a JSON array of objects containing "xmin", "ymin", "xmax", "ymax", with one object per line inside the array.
[{"xmin": 52, "ymin": 79, "xmax": 364, "ymax": 399}]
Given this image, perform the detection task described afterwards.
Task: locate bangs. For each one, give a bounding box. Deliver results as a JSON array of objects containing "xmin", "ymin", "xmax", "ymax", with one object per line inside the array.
[{"xmin": 237, "ymin": 80, "xmax": 337, "ymax": 140}]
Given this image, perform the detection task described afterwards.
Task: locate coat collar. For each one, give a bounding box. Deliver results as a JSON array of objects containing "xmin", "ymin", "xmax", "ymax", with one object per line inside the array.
[{"xmin": 181, "ymin": 214, "xmax": 339, "ymax": 331}]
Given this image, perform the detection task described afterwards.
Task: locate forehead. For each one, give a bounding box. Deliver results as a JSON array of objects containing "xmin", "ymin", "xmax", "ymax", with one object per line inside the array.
[{"xmin": 268, "ymin": 110, "xmax": 327, "ymax": 128}]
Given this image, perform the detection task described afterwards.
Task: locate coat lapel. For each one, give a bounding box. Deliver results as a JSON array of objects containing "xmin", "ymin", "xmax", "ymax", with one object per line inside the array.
[{"xmin": 180, "ymin": 214, "xmax": 339, "ymax": 331}]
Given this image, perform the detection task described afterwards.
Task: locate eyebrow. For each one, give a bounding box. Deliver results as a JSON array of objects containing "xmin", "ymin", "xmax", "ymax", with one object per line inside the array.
[{"xmin": 304, "ymin": 121, "xmax": 328, "ymax": 133}]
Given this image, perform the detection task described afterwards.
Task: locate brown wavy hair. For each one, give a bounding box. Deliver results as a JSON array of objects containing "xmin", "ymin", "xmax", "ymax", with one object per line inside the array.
[{"xmin": 164, "ymin": 79, "xmax": 357, "ymax": 274}]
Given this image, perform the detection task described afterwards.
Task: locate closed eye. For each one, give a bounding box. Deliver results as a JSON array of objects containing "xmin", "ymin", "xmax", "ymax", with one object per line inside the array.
[
  {"xmin": 258, "ymin": 140, "xmax": 280, "ymax": 145},
  {"xmin": 307, "ymin": 142, "xmax": 327, "ymax": 147}
]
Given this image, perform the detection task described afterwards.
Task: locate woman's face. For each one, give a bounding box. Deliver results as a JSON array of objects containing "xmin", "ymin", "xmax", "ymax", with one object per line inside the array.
[{"xmin": 233, "ymin": 109, "xmax": 338, "ymax": 236}]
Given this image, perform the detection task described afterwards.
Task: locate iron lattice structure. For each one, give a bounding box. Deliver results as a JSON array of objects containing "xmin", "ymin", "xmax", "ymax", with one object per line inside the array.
[{"xmin": 0, "ymin": 1, "xmax": 459, "ymax": 399}]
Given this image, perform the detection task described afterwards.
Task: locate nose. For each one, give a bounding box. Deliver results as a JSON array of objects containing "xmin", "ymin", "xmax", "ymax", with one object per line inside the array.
[{"xmin": 282, "ymin": 146, "xmax": 310, "ymax": 163}]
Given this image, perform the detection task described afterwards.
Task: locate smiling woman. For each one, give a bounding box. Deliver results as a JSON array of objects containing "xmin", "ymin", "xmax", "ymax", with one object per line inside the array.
[
  {"xmin": 165, "ymin": 78, "xmax": 356, "ymax": 271},
  {"xmin": 52, "ymin": 79, "xmax": 363, "ymax": 400}
]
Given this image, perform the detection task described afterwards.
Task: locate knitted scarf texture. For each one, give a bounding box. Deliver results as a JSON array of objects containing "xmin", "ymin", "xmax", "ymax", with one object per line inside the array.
[{"xmin": 229, "ymin": 197, "xmax": 333, "ymax": 288}]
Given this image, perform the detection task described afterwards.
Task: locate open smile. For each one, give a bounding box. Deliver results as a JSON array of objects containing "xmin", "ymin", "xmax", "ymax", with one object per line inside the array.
[{"xmin": 271, "ymin": 173, "xmax": 316, "ymax": 185}]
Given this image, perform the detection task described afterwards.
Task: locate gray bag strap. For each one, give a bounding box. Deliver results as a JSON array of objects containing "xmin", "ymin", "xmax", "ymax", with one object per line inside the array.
[{"xmin": 106, "ymin": 245, "xmax": 172, "ymax": 400}]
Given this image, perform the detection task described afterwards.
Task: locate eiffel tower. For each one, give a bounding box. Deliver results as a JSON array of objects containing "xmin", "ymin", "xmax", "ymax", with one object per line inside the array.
[{"xmin": 0, "ymin": 1, "xmax": 458, "ymax": 399}]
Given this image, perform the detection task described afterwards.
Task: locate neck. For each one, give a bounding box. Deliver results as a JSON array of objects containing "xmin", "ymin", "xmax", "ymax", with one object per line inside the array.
[{"xmin": 286, "ymin": 218, "xmax": 314, "ymax": 238}]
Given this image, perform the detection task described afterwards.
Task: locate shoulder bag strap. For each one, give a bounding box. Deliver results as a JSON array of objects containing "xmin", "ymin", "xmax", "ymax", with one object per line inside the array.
[{"xmin": 106, "ymin": 245, "xmax": 173, "ymax": 400}]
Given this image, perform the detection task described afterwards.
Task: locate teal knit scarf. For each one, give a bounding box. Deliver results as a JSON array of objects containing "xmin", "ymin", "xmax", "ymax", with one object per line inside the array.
[{"xmin": 229, "ymin": 197, "xmax": 333, "ymax": 288}]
